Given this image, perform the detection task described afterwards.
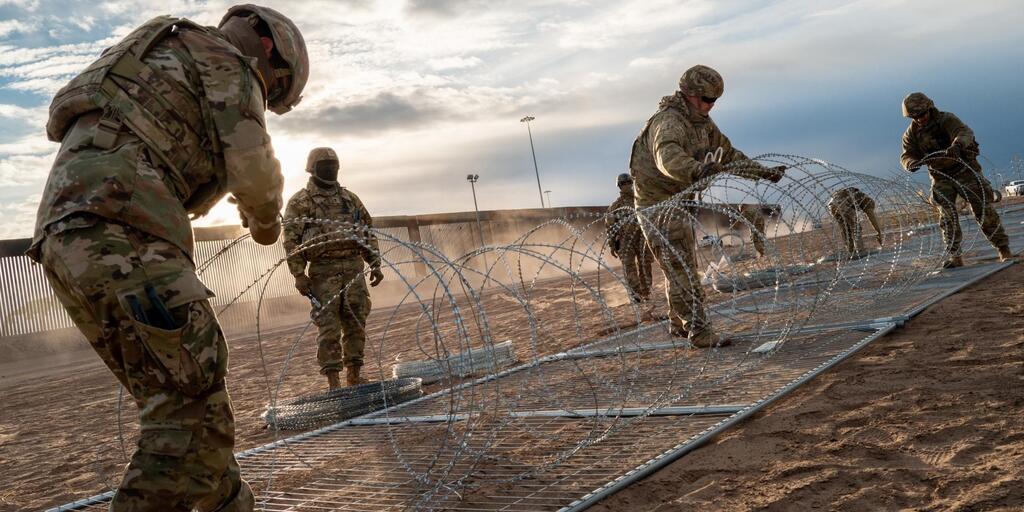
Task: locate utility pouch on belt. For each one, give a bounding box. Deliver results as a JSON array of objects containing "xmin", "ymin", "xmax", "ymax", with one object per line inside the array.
[{"xmin": 46, "ymin": 16, "xmax": 217, "ymax": 178}]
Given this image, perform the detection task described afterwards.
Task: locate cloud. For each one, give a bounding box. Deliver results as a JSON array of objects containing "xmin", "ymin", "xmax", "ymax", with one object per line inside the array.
[
  {"xmin": 427, "ymin": 56, "xmax": 483, "ymax": 71},
  {"xmin": 0, "ymin": 151, "xmax": 56, "ymax": 187},
  {"xmin": 0, "ymin": 193, "xmax": 40, "ymax": 239},
  {"xmin": 277, "ymin": 90, "xmax": 453, "ymax": 136},
  {"xmin": 0, "ymin": 19, "xmax": 36, "ymax": 38}
]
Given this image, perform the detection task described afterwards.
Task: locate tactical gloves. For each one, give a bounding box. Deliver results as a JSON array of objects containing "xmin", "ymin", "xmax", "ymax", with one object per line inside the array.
[
  {"xmin": 227, "ymin": 195, "xmax": 282, "ymax": 245},
  {"xmin": 294, "ymin": 273, "xmax": 313, "ymax": 296},
  {"xmin": 945, "ymin": 143, "xmax": 962, "ymax": 160},
  {"xmin": 696, "ymin": 161, "xmax": 723, "ymax": 183},
  {"xmin": 763, "ymin": 165, "xmax": 787, "ymax": 183},
  {"xmin": 369, "ymin": 267, "xmax": 384, "ymax": 287}
]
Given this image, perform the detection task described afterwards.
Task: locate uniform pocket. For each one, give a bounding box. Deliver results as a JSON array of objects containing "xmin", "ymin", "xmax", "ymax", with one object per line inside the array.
[
  {"xmin": 138, "ymin": 427, "xmax": 192, "ymax": 457},
  {"xmin": 118, "ymin": 275, "xmax": 224, "ymax": 397}
]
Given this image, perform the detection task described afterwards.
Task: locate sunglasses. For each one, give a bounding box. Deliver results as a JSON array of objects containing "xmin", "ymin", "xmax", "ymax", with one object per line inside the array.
[
  {"xmin": 910, "ymin": 112, "xmax": 928, "ymax": 120},
  {"xmin": 700, "ymin": 96, "xmax": 718, "ymax": 104}
]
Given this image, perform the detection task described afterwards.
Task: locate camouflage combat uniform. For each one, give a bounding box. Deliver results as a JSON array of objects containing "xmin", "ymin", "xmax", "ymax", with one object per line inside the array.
[
  {"xmin": 630, "ymin": 65, "xmax": 782, "ymax": 343},
  {"xmin": 606, "ymin": 186, "xmax": 652, "ymax": 303},
  {"xmin": 737, "ymin": 204, "xmax": 768, "ymax": 258},
  {"xmin": 27, "ymin": 8, "xmax": 308, "ymax": 511},
  {"xmin": 283, "ymin": 149, "xmax": 380, "ymax": 379},
  {"xmin": 827, "ymin": 187, "xmax": 878, "ymax": 254},
  {"xmin": 900, "ymin": 92, "xmax": 1009, "ymax": 257}
]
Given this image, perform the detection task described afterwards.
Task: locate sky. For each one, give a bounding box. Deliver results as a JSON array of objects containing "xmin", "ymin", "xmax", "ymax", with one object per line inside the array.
[{"xmin": 1, "ymin": 0, "xmax": 1023, "ymax": 239}]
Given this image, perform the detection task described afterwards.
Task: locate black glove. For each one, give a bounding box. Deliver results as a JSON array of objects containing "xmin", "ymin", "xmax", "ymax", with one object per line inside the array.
[
  {"xmin": 906, "ymin": 160, "xmax": 922, "ymax": 173},
  {"xmin": 945, "ymin": 144, "xmax": 962, "ymax": 160},
  {"xmin": 369, "ymin": 267, "xmax": 384, "ymax": 287},
  {"xmin": 609, "ymin": 239, "xmax": 621, "ymax": 258}
]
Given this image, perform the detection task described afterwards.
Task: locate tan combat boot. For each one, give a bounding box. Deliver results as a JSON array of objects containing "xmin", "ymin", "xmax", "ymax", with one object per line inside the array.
[
  {"xmin": 690, "ymin": 328, "xmax": 732, "ymax": 348},
  {"xmin": 997, "ymin": 245, "xmax": 1017, "ymax": 262},
  {"xmin": 668, "ymin": 323, "xmax": 688, "ymax": 338},
  {"xmin": 326, "ymin": 370, "xmax": 342, "ymax": 390},
  {"xmin": 640, "ymin": 301, "xmax": 656, "ymax": 322},
  {"xmin": 346, "ymin": 365, "xmax": 368, "ymax": 386},
  {"xmin": 211, "ymin": 481, "xmax": 255, "ymax": 512},
  {"xmin": 941, "ymin": 255, "xmax": 964, "ymax": 269}
]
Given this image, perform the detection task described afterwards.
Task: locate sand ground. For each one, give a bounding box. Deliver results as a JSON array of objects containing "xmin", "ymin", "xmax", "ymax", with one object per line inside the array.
[{"xmin": 591, "ymin": 262, "xmax": 1024, "ymax": 512}]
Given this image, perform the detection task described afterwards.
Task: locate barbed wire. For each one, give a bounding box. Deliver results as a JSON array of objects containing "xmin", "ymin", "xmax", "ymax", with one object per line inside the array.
[{"xmin": 104, "ymin": 152, "xmax": 993, "ymax": 508}]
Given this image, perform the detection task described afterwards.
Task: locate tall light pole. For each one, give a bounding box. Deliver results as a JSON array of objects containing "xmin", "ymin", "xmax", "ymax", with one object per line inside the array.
[
  {"xmin": 544, "ymin": 190, "xmax": 552, "ymax": 208},
  {"xmin": 520, "ymin": 115, "xmax": 546, "ymax": 208},
  {"xmin": 466, "ymin": 173, "xmax": 486, "ymax": 249}
]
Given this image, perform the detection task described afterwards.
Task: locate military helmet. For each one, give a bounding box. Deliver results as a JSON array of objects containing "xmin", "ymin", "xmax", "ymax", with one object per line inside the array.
[
  {"xmin": 902, "ymin": 92, "xmax": 934, "ymax": 118},
  {"xmin": 220, "ymin": 5, "xmax": 309, "ymax": 115},
  {"xmin": 306, "ymin": 147, "xmax": 339, "ymax": 172},
  {"xmin": 616, "ymin": 173, "xmax": 633, "ymax": 187},
  {"xmin": 679, "ymin": 64, "xmax": 724, "ymax": 98}
]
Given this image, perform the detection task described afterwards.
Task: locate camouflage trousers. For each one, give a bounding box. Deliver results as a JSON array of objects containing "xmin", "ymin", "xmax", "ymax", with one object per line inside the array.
[
  {"xmin": 740, "ymin": 210, "xmax": 767, "ymax": 257},
  {"xmin": 641, "ymin": 215, "xmax": 708, "ymax": 335},
  {"xmin": 308, "ymin": 259, "xmax": 372, "ymax": 373},
  {"xmin": 827, "ymin": 204, "xmax": 863, "ymax": 254},
  {"xmin": 930, "ymin": 171, "xmax": 1009, "ymax": 255},
  {"xmin": 39, "ymin": 220, "xmax": 252, "ymax": 512},
  {"xmin": 616, "ymin": 240, "xmax": 653, "ymax": 303}
]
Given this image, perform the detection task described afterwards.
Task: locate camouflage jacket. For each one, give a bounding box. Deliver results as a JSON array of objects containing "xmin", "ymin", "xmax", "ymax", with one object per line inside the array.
[
  {"xmin": 629, "ymin": 93, "xmax": 774, "ymax": 208},
  {"xmin": 605, "ymin": 190, "xmax": 643, "ymax": 248},
  {"xmin": 29, "ymin": 20, "xmax": 283, "ymax": 262},
  {"xmin": 283, "ymin": 179, "xmax": 380, "ymax": 276},
  {"xmin": 828, "ymin": 187, "xmax": 875, "ymax": 214},
  {"xmin": 900, "ymin": 110, "xmax": 980, "ymax": 175}
]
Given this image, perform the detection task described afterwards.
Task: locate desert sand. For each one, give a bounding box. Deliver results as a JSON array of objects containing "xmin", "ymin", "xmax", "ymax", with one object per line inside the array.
[{"xmin": 591, "ymin": 263, "xmax": 1024, "ymax": 511}]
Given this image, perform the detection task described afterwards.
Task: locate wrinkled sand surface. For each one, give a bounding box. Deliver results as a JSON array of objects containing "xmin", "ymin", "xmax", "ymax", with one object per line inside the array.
[{"xmin": 591, "ymin": 263, "xmax": 1024, "ymax": 512}]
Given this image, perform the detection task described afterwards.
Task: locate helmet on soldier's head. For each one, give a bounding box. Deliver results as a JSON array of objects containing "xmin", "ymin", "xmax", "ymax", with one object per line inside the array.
[
  {"xmin": 616, "ymin": 173, "xmax": 633, "ymax": 187},
  {"xmin": 221, "ymin": 5, "xmax": 308, "ymax": 115},
  {"xmin": 306, "ymin": 147, "xmax": 338, "ymax": 172},
  {"xmin": 902, "ymin": 92, "xmax": 934, "ymax": 118},
  {"xmin": 679, "ymin": 65, "xmax": 724, "ymax": 98}
]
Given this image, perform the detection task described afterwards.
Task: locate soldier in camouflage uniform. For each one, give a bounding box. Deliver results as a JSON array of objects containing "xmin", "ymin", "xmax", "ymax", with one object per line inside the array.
[
  {"xmin": 736, "ymin": 204, "xmax": 769, "ymax": 258},
  {"xmin": 606, "ymin": 173, "xmax": 653, "ymax": 308},
  {"xmin": 283, "ymin": 148, "xmax": 384, "ymax": 389},
  {"xmin": 827, "ymin": 187, "xmax": 884, "ymax": 256},
  {"xmin": 900, "ymin": 92, "xmax": 1014, "ymax": 268},
  {"xmin": 27, "ymin": 6, "xmax": 308, "ymax": 511},
  {"xmin": 630, "ymin": 65, "xmax": 786, "ymax": 348}
]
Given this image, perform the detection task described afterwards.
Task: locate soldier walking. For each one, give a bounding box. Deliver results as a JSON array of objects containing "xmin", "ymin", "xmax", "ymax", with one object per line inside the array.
[
  {"xmin": 900, "ymin": 92, "xmax": 1014, "ymax": 267},
  {"xmin": 606, "ymin": 173, "xmax": 653, "ymax": 311},
  {"xmin": 283, "ymin": 148, "xmax": 385, "ymax": 390},
  {"xmin": 630, "ymin": 65, "xmax": 786, "ymax": 348},
  {"xmin": 28, "ymin": 6, "xmax": 307, "ymax": 510},
  {"xmin": 737, "ymin": 204, "xmax": 769, "ymax": 258},
  {"xmin": 827, "ymin": 187, "xmax": 884, "ymax": 257}
]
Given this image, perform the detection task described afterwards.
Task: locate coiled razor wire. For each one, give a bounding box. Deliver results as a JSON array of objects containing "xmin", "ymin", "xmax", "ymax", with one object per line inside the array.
[
  {"xmin": 393, "ymin": 340, "xmax": 518, "ymax": 384},
  {"xmin": 261, "ymin": 378, "xmax": 425, "ymax": 430},
  {"xmin": 99, "ymin": 152, "xmax": 998, "ymax": 509}
]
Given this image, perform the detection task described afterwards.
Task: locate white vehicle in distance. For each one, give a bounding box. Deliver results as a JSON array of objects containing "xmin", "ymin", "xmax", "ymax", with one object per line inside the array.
[{"xmin": 1005, "ymin": 180, "xmax": 1024, "ymax": 197}]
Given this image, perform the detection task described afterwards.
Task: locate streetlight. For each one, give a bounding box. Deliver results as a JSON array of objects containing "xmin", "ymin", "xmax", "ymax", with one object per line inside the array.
[
  {"xmin": 544, "ymin": 190, "xmax": 552, "ymax": 208},
  {"xmin": 466, "ymin": 173, "xmax": 486, "ymax": 250},
  {"xmin": 520, "ymin": 115, "xmax": 546, "ymax": 208}
]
